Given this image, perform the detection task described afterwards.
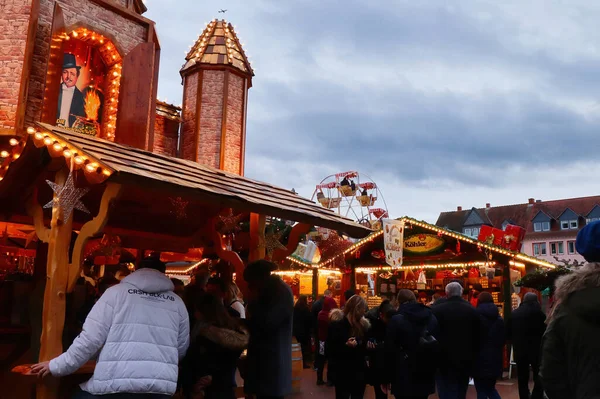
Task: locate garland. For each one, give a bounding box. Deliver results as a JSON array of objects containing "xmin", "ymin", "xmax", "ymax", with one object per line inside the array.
[{"xmin": 514, "ymin": 266, "xmax": 572, "ymax": 294}]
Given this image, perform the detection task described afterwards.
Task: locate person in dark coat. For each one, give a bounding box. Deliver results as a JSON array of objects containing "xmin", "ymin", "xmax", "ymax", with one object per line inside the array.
[
  {"xmin": 384, "ymin": 289, "xmax": 439, "ymax": 399},
  {"xmin": 366, "ymin": 300, "xmax": 395, "ymax": 399},
  {"xmin": 312, "ymin": 290, "xmax": 331, "ymax": 361},
  {"xmin": 541, "ymin": 221, "xmax": 600, "ymax": 399},
  {"xmin": 293, "ymin": 295, "xmax": 313, "ymax": 369},
  {"xmin": 243, "ymin": 260, "xmax": 294, "ymax": 399},
  {"xmin": 473, "ymin": 292, "xmax": 505, "ymax": 399},
  {"xmin": 506, "ymin": 292, "xmax": 546, "ymax": 399},
  {"xmin": 432, "ymin": 281, "xmax": 481, "ymax": 399},
  {"xmin": 326, "ymin": 295, "xmax": 371, "ymax": 399},
  {"xmin": 180, "ymin": 294, "xmax": 249, "ymax": 399},
  {"xmin": 316, "ymin": 295, "xmax": 338, "ymax": 385}
]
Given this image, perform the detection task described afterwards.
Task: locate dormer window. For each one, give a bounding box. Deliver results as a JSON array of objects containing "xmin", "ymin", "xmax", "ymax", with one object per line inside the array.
[
  {"xmin": 534, "ymin": 221, "xmax": 550, "ymax": 232},
  {"xmin": 463, "ymin": 227, "xmax": 480, "ymax": 238},
  {"xmin": 561, "ymin": 220, "xmax": 578, "ymax": 230}
]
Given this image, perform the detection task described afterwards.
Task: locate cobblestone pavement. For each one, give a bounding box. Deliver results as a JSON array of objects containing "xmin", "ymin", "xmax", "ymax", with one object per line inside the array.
[{"xmin": 293, "ymin": 369, "xmax": 523, "ymax": 398}]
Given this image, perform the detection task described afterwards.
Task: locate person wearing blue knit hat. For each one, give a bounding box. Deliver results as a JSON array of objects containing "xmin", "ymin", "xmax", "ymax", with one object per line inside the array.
[{"xmin": 541, "ymin": 220, "xmax": 600, "ymax": 399}]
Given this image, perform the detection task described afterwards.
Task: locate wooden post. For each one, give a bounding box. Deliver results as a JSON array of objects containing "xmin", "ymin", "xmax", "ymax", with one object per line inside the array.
[
  {"xmin": 37, "ymin": 169, "xmax": 72, "ymax": 399},
  {"xmin": 248, "ymin": 213, "xmax": 266, "ymax": 262},
  {"xmin": 312, "ymin": 268, "xmax": 318, "ymax": 299}
]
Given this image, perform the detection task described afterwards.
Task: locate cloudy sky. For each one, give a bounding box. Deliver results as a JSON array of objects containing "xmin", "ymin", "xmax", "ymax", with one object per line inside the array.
[{"xmin": 145, "ymin": 0, "xmax": 600, "ymax": 223}]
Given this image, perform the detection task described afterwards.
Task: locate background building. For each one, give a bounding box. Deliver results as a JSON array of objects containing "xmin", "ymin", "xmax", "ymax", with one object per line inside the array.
[{"xmin": 436, "ymin": 196, "xmax": 600, "ymax": 265}]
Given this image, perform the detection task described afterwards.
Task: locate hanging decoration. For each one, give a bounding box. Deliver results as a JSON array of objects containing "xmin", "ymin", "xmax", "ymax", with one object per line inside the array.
[
  {"xmin": 217, "ymin": 210, "xmax": 244, "ymax": 234},
  {"xmin": 44, "ymin": 172, "xmax": 90, "ymax": 222},
  {"xmin": 264, "ymin": 229, "xmax": 287, "ymax": 260},
  {"xmin": 383, "ymin": 219, "xmax": 405, "ymax": 268},
  {"xmin": 318, "ymin": 231, "xmax": 352, "ymax": 269},
  {"xmin": 169, "ymin": 196, "xmax": 189, "ymax": 220}
]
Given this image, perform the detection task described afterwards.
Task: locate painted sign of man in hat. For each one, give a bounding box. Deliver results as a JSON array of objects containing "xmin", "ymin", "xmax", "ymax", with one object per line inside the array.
[{"xmin": 56, "ymin": 53, "xmax": 86, "ymax": 128}]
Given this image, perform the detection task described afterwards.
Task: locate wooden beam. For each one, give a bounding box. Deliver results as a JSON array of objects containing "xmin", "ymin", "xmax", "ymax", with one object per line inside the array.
[
  {"xmin": 37, "ymin": 168, "xmax": 72, "ymax": 399},
  {"xmin": 248, "ymin": 213, "xmax": 266, "ymax": 263},
  {"xmin": 67, "ymin": 183, "xmax": 122, "ymax": 292},
  {"xmin": 26, "ymin": 188, "xmax": 50, "ymax": 244}
]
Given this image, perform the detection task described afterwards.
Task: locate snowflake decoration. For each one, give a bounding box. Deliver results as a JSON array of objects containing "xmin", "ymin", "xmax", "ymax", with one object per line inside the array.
[
  {"xmin": 217, "ymin": 210, "xmax": 244, "ymax": 234},
  {"xmin": 264, "ymin": 229, "xmax": 287, "ymax": 260},
  {"xmin": 44, "ymin": 172, "xmax": 90, "ymax": 222}
]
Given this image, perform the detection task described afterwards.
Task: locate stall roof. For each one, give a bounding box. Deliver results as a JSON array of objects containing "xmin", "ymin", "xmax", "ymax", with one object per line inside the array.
[
  {"xmin": 287, "ymin": 217, "xmax": 557, "ymax": 269},
  {"xmin": 9, "ymin": 124, "xmax": 370, "ymax": 238}
]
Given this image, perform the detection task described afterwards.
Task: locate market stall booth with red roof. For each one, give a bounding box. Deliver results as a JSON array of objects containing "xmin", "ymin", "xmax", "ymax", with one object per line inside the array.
[{"xmin": 284, "ymin": 217, "xmax": 555, "ymax": 316}]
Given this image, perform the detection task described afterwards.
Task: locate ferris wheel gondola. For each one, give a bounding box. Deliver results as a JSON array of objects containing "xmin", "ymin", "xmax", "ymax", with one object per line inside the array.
[{"xmin": 312, "ymin": 171, "xmax": 388, "ymax": 229}]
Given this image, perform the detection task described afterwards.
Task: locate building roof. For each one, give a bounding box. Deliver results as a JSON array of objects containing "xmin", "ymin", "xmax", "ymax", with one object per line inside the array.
[
  {"xmin": 180, "ymin": 19, "xmax": 253, "ymax": 77},
  {"xmin": 436, "ymin": 196, "xmax": 600, "ymax": 233},
  {"xmin": 10, "ymin": 124, "xmax": 369, "ymax": 238},
  {"xmin": 156, "ymin": 101, "xmax": 182, "ymax": 121}
]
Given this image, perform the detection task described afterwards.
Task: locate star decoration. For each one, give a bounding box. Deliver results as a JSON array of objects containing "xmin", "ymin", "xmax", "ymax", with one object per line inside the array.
[
  {"xmin": 264, "ymin": 229, "xmax": 287, "ymax": 260},
  {"xmin": 25, "ymin": 231, "xmax": 37, "ymax": 248},
  {"xmin": 169, "ymin": 196, "xmax": 189, "ymax": 220},
  {"xmin": 217, "ymin": 210, "xmax": 244, "ymax": 234},
  {"xmin": 44, "ymin": 172, "xmax": 90, "ymax": 222}
]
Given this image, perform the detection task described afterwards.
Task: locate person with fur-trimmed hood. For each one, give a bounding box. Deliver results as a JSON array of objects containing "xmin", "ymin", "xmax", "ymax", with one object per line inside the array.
[
  {"xmin": 326, "ymin": 295, "xmax": 371, "ymax": 399},
  {"xmin": 541, "ymin": 220, "xmax": 600, "ymax": 399}
]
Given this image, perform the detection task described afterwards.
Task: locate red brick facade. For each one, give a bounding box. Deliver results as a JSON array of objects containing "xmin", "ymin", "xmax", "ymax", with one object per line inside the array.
[
  {"xmin": 180, "ymin": 69, "xmax": 249, "ymax": 174},
  {"xmin": 153, "ymin": 102, "xmax": 180, "ymax": 157},
  {"xmin": 223, "ymin": 73, "xmax": 244, "ymax": 174},
  {"xmin": 24, "ymin": 0, "xmax": 148, "ymax": 129},
  {"xmin": 0, "ymin": 0, "xmax": 35, "ymax": 135}
]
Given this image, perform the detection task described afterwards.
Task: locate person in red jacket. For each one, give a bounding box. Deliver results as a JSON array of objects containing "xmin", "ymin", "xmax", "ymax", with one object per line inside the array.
[{"xmin": 316, "ymin": 296, "xmax": 338, "ymax": 386}]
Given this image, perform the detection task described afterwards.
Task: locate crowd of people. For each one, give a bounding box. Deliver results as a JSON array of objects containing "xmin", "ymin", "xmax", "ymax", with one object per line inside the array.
[{"xmin": 27, "ymin": 220, "xmax": 600, "ymax": 399}]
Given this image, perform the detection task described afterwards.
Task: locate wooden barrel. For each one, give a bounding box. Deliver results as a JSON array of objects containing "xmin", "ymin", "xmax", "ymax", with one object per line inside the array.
[{"xmin": 291, "ymin": 338, "xmax": 302, "ymax": 394}]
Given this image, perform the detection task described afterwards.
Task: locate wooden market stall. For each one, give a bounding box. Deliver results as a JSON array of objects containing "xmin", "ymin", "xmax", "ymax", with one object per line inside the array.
[
  {"xmin": 0, "ymin": 123, "xmax": 370, "ymax": 398},
  {"xmin": 285, "ymin": 217, "xmax": 556, "ymax": 317}
]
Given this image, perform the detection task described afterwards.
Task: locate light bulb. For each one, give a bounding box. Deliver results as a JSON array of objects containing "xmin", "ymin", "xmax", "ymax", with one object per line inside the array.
[
  {"xmin": 13, "ymin": 153, "xmax": 19, "ymax": 160},
  {"xmin": 43, "ymin": 137, "xmax": 53, "ymax": 145},
  {"xmin": 63, "ymin": 149, "xmax": 72, "ymax": 158},
  {"xmin": 34, "ymin": 132, "xmax": 43, "ymax": 140},
  {"xmin": 72, "ymin": 31, "xmax": 78, "ymax": 37},
  {"xmin": 26, "ymin": 127, "xmax": 35, "ymax": 135},
  {"xmin": 74, "ymin": 156, "xmax": 85, "ymax": 164},
  {"xmin": 53, "ymin": 143, "xmax": 62, "ymax": 152},
  {"xmin": 9, "ymin": 138, "xmax": 19, "ymax": 146},
  {"xmin": 85, "ymin": 163, "xmax": 97, "ymax": 173},
  {"xmin": 0, "ymin": 151, "xmax": 9, "ymax": 158}
]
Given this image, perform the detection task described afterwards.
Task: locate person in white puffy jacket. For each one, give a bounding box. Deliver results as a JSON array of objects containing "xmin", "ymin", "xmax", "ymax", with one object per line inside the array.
[{"xmin": 31, "ymin": 257, "xmax": 190, "ymax": 398}]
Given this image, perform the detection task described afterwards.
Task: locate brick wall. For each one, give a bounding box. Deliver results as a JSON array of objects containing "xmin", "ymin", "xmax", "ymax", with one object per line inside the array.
[
  {"xmin": 223, "ymin": 73, "xmax": 244, "ymax": 174},
  {"xmin": 197, "ymin": 70, "xmax": 224, "ymax": 169},
  {"xmin": 153, "ymin": 114, "xmax": 179, "ymax": 157},
  {"xmin": 180, "ymin": 73, "xmax": 198, "ymax": 161},
  {"xmin": 25, "ymin": 0, "xmax": 148, "ymax": 127},
  {"xmin": 0, "ymin": 0, "xmax": 34, "ymax": 135}
]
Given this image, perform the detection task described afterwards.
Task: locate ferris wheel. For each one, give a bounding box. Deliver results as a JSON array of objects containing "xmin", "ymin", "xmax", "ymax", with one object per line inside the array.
[{"xmin": 311, "ymin": 171, "xmax": 389, "ymax": 229}]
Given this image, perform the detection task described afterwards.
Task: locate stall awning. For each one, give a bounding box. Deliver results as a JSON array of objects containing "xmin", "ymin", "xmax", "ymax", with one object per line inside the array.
[{"xmin": 2, "ymin": 123, "xmax": 370, "ymax": 238}]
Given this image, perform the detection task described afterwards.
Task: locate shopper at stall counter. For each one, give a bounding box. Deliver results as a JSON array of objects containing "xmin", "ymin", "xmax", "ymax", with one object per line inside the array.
[
  {"xmin": 432, "ymin": 282, "xmax": 482, "ymax": 399},
  {"xmin": 541, "ymin": 220, "xmax": 600, "ymax": 399},
  {"xmin": 243, "ymin": 260, "xmax": 294, "ymax": 399},
  {"xmin": 472, "ymin": 292, "xmax": 505, "ymax": 399},
  {"xmin": 507, "ymin": 292, "xmax": 546, "ymax": 399},
  {"xmin": 30, "ymin": 257, "xmax": 190, "ymax": 397}
]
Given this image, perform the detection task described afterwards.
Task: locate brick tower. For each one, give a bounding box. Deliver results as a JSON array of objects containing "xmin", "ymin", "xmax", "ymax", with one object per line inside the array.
[{"xmin": 180, "ymin": 19, "xmax": 253, "ymax": 175}]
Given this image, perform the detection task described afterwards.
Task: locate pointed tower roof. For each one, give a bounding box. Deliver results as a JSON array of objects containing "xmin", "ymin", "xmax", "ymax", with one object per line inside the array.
[{"xmin": 180, "ymin": 19, "xmax": 254, "ymax": 79}]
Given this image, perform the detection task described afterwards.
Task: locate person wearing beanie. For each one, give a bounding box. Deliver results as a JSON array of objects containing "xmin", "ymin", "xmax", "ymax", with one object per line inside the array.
[
  {"xmin": 506, "ymin": 292, "xmax": 546, "ymax": 399},
  {"xmin": 541, "ymin": 221, "xmax": 600, "ymax": 399}
]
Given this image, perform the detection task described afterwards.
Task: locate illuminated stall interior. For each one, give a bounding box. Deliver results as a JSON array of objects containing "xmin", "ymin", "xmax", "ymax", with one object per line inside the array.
[{"xmin": 285, "ymin": 217, "xmax": 555, "ymax": 316}]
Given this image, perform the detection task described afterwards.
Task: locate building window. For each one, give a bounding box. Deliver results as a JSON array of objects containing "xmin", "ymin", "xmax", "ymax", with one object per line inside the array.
[
  {"xmin": 550, "ymin": 242, "xmax": 564, "ymax": 255},
  {"xmin": 534, "ymin": 221, "xmax": 550, "ymax": 232},
  {"xmin": 463, "ymin": 227, "xmax": 480, "ymax": 238},
  {"xmin": 568, "ymin": 241, "xmax": 576, "ymax": 254},
  {"xmin": 561, "ymin": 220, "xmax": 578, "ymax": 230},
  {"xmin": 533, "ymin": 243, "xmax": 547, "ymax": 256}
]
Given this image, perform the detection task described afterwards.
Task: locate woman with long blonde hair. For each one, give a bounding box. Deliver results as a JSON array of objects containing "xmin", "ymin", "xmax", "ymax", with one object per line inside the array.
[{"xmin": 326, "ymin": 295, "xmax": 371, "ymax": 399}]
